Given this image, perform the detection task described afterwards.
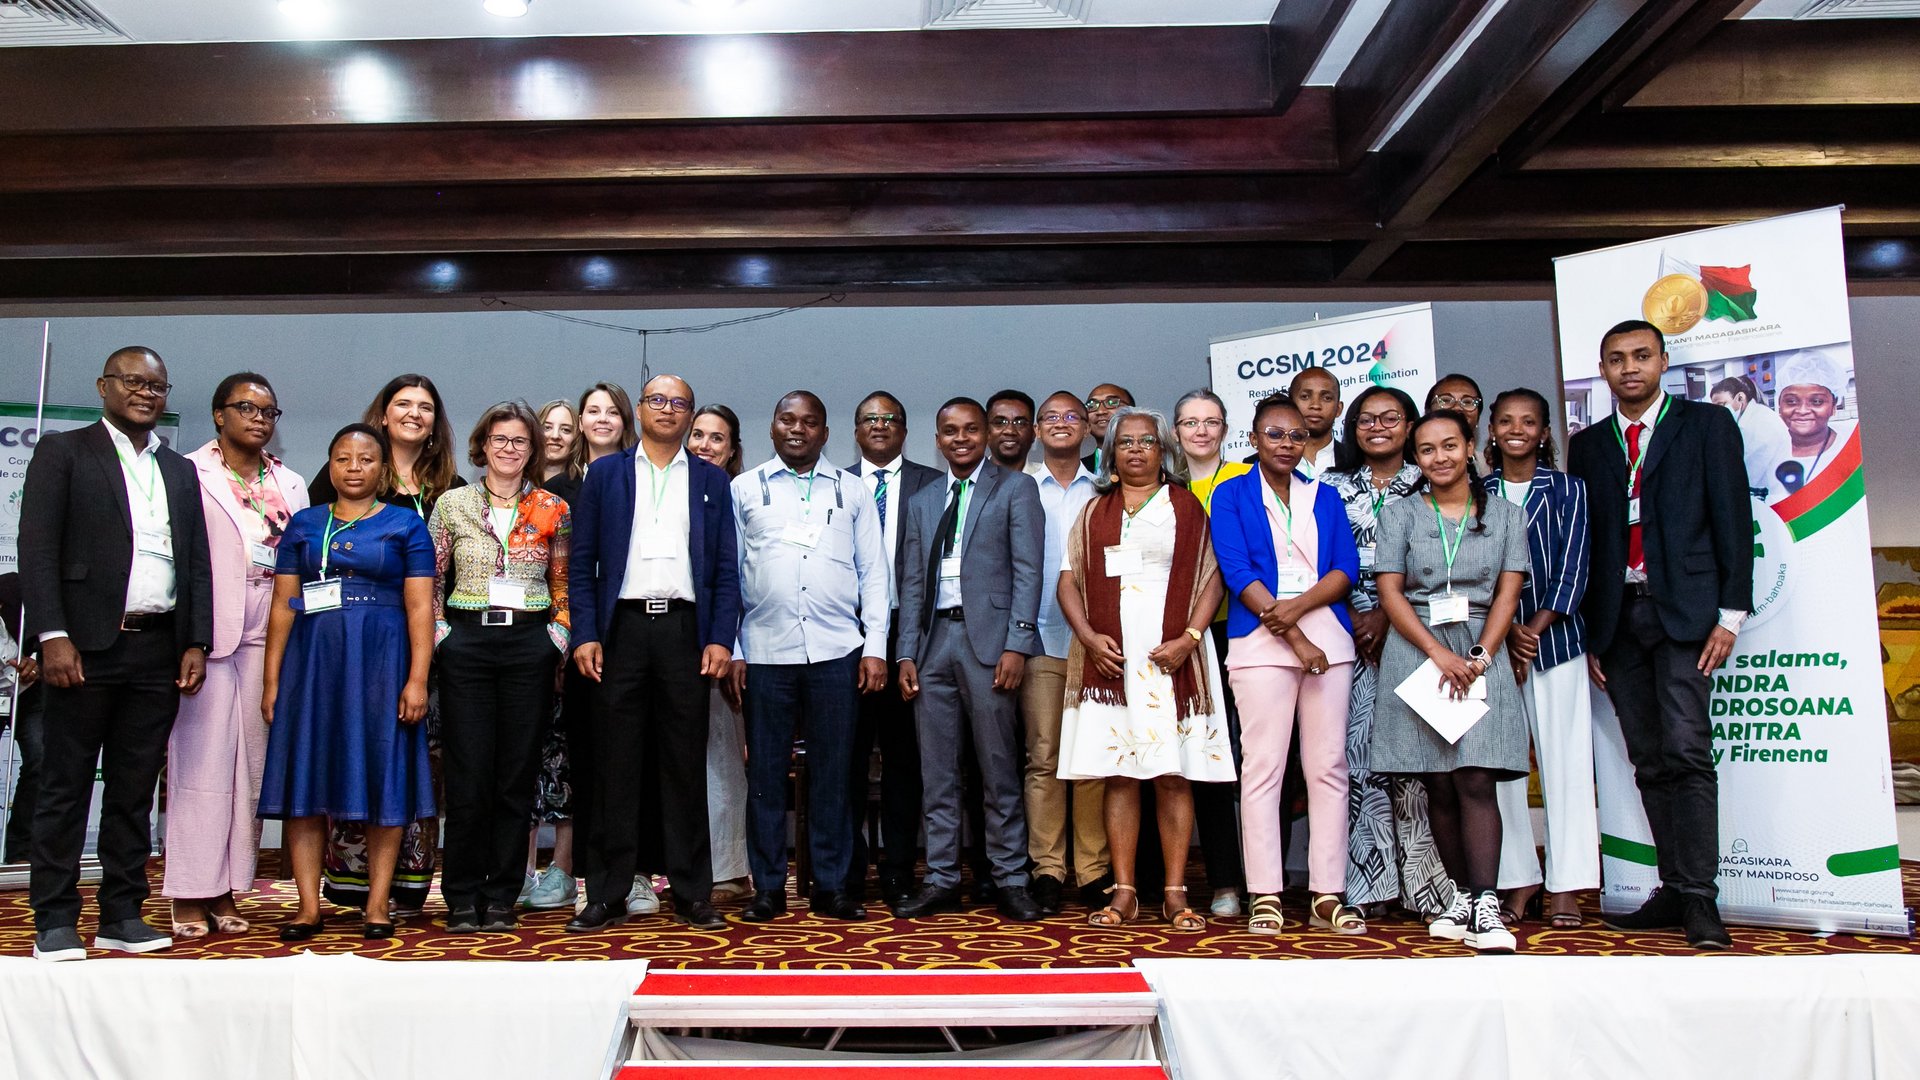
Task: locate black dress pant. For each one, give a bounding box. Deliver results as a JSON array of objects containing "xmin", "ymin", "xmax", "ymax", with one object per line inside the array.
[
  {"xmin": 586, "ymin": 601, "xmax": 712, "ymax": 906},
  {"xmin": 30, "ymin": 625, "xmax": 177, "ymax": 931},
  {"xmin": 559, "ymin": 661, "xmax": 598, "ymax": 882},
  {"xmin": 438, "ymin": 614, "xmax": 555, "ymax": 912},
  {"xmin": 3, "ymin": 686, "xmax": 43, "ymax": 863},
  {"xmin": 845, "ymin": 616, "xmax": 924, "ymax": 894},
  {"xmin": 1602, "ymin": 590, "xmax": 1719, "ymax": 899}
]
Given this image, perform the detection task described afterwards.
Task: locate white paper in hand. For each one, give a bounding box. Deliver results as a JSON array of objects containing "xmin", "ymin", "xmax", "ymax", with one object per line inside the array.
[{"xmin": 1393, "ymin": 658, "xmax": 1489, "ymax": 744}]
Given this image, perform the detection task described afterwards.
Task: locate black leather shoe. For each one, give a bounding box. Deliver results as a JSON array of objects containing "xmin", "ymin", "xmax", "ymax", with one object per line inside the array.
[
  {"xmin": 445, "ymin": 908, "xmax": 481, "ymax": 933},
  {"xmin": 362, "ymin": 920, "xmax": 396, "ymax": 940},
  {"xmin": 279, "ymin": 921, "xmax": 324, "ymax": 943},
  {"xmin": 996, "ymin": 885, "xmax": 1044, "ymax": 922},
  {"xmin": 879, "ymin": 876, "xmax": 915, "ymax": 909},
  {"xmin": 678, "ymin": 900, "xmax": 728, "ymax": 930},
  {"xmin": 810, "ymin": 891, "xmax": 868, "ymax": 922},
  {"xmin": 565, "ymin": 901, "xmax": 628, "ymax": 933},
  {"xmin": 969, "ymin": 879, "xmax": 1000, "ymax": 906},
  {"xmin": 741, "ymin": 890, "xmax": 788, "ymax": 923},
  {"xmin": 1030, "ymin": 874, "xmax": 1063, "ymax": 915},
  {"xmin": 1681, "ymin": 894, "xmax": 1731, "ymax": 951},
  {"xmin": 480, "ymin": 906, "xmax": 518, "ymax": 933},
  {"xmin": 1601, "ymin": 886, "xmax": 1685, "ymax": 932},
  {"xmin": 1077, "ymin": 871, "xmax": 1116, "ymax": 910},
  {"xmin": 892, "ymin": 884, "xmax": 963, "ymax": 919}
]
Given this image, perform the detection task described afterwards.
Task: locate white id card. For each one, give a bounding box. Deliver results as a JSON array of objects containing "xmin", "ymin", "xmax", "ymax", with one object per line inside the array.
[
  {"xmin": 1103, "ymin": 544, "xmax": 1144, "ymax": 577},
  {"xmin": 488, "ymin": 577, "xmax": 528, "ymax": 609},
  {"xmin": 249, "ymin": 541, "xmax": 278, "ymax": 569},
  {"xmin": 634, "ymin": 525, "xmax": 679, "ymax": 560},
  {"xmin": 940, "ymin": 556, "xmax": 963, "ymax": 579},
  {"xmin": 778, "ymin": 522, "xmax": 823, "ymax": 549},
  {"xmin": 1429, "ymin": 592, "xmax": 1469, "ymax": 626},
  {"xmin": 135, "ymin": 527, "xmax": 174, "ymax": 561},
  {"xmin": 1276, "ymin": 565, "xmax": 1314, "ymax": 598},
  {"xmin": 1356, "ymin": 544, "xmax": 1375, "ymax": 571},
  {"xmin": 302, "ymin": 578, "xmax": 343, "ymax": 612},
  {"xmin": 1627, "ymin": 496, "xmax": 1641, "ymax": 525}
]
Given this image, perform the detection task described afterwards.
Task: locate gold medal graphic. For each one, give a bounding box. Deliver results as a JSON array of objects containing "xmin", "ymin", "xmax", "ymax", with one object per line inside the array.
[{"xmin": 1642, "ymin": 273, "xmax": 1707, "ymax": 336}]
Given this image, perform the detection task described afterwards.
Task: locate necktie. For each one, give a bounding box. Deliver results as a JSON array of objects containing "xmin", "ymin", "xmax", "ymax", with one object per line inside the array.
[
  {"xmin": 929, "ymin": 480, "xmax": 964, "ymax": 590},
  {"xmin": 874, "ymin": 468, "xmax": 889, "ymax": 527},
  {"xmin": 1626, "ymin": 421, "xmax": 1645, "ymax": 572}
]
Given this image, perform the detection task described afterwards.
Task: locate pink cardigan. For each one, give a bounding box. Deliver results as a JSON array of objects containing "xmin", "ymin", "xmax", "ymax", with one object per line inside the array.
[{"xmin": 188, "ymin": 440, "xmax": 308, "ymax": 659}]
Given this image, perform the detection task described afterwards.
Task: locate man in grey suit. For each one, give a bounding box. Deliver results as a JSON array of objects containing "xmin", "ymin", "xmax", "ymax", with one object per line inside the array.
[{"xmin": 893, "ymin": 397, "xmax": 1045, "ymax": 922}]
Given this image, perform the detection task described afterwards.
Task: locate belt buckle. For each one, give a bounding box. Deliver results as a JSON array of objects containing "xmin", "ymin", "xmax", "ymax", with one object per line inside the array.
[
  {"xmin": 482, "ymin": 610, "xmax": 514, "ymax": 627},
  {"xmin": 643, "ymin": 598, "xmax": 670, "ymax": 615},
  {"xmin": 119, "ymin": 614, "xmax": 143, "ymax": 632}
]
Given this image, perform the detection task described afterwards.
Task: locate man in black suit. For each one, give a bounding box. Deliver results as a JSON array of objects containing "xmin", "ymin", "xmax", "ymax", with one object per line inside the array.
[
  {"xmin": 843, "ymin": 391, "xmax": 942, "ymax": 906},
  {"xmin": 1567, "ymin": 319, "xmax": 1752, "ymax": 950},
  {"xmin": 20, "ymin": 347, "xmax": 213, "ymax": 961}
]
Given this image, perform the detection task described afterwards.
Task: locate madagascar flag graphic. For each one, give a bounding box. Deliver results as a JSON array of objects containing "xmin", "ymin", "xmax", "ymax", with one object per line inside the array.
[
  {"xmin": 1770, "ymin": 425, "xmax": 1864, "ymax": 541},
  {"xmin": 1699, "ymin": 263, "xmax": 1758, "ymax": 322}
]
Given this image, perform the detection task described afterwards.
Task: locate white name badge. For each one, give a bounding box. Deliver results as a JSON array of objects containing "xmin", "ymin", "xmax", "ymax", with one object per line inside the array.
[
  {"xmin": 135, "ymin": 527, "xmax": 174, "ymax": 561},
  {"xmin": 1103, "ymin": 544, "xmax": 1144, "ymax": 577},
  {"xmin": 1276, "ymin": 565, "xmax": 1314, "ymax": 598},
  {"xmin": 634, "ymin": 525, "xmax": 679, "ymax": 560},
  {"xmin": 489, "ymin": 577, "xmax": 528, "ymax": 609},
  {"xmin": 940, "ymin": 556, "xmax": 964, "ymax": 579},
  {"xmin": 1627, "ymin": 496, "xmax": 1642, "ymax": 525},
  {"xmin": 1429, "ymin": 592, "xmax": 1469, "ymax": 626},
  {"xmin": 249, "ymin": 541, "xmax": 279, "ymax": 569},
  {"xmin": 778, "ymin": 522, "xmax": 823, "ymax": 549},
  {"xmin": 1356, "ymin": 544, "xmax": 1376, "ymax": 571},
  {"xmin": 302, "ymin": 578, "xmax": 343, "ymax": 612}
]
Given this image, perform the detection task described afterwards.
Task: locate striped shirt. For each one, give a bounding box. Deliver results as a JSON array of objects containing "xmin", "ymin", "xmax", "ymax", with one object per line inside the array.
[{"xmin": 1481, "ymin": 466, "xmax": 1589, "ymax": 671}]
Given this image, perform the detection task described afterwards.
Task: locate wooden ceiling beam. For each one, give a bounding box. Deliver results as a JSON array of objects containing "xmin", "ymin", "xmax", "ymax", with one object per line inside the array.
[
  {"xmin": 1623, "ymin": 20, "xmax": 1920, "ymax": 109},
  {"xmin": 1266, "ymin": 0, "xmax": 1357, "ymax": 115},
  {"xmin": 1330, "ymin": 0, "xmax": 1501, "ymax": 168},
  {"xmin": 1520, "ymin": 107, "xmax": 1920, "ymax": 171}
]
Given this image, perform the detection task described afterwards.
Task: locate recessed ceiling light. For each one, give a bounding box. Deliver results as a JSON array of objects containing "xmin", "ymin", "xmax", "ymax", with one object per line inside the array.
[{"xmin": 484, "ymin": 0, "xmax": 531, "ymax": 16}]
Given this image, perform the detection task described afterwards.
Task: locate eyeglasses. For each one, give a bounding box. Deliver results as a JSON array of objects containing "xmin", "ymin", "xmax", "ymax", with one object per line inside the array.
[
  {"xmin": 1114, "ymin": 435, "xmax": 1159, "ymax": 450},
  {"xmin": 106, "ymin": 373, "xmax": 171, "ymax": 397},
  {"xmin": 1176, "ymin": 417, "xmax": 1224, "ymax": 432},
  {"xmin": 988, "ymin": 416, "xmax": 1032, "ymax": 431},
  {"xmin": 1354, "ymin": 411, "xmax": 1404, "ymax": 430},
  {"xmin": 1039, "ymin": 411, "xmax": 1084, "ymax": 425},
  {"xmin": 221, "ymin": 401, "xmax": 283, "ymax": 421},
  {"xmin": 1085, "ymin": 396, "xmax": 1130, "ymax": 412},
  {"xmin": 1432, "ymin": 394, "xmax": 1482, "ymax": 411},
  {"xmin": 642, "ymin": 394, "xmax": 692, "ymax": 414},
  {"xmin": 1257, "ymin": 426, "xmax": 1311, "ymax": 444},
  {"xmin": 858, "ymin": 412, "xmax": 902, "ymax": 428},
  {"xmin": 486, "ymin": 435, "xmax": 532, "ymax": 451}
]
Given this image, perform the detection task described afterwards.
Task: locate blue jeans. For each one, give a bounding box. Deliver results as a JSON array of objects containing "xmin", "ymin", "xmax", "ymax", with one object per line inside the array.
[{"xmin": 744, "ymin": 649, "xmax": 861, "ymax": 894}]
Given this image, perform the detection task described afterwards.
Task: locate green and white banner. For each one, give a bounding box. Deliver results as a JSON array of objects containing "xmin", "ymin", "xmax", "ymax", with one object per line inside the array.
[{"xmin": 1554, "ymin": 207, "xmax": 1908, "ymax": 936}]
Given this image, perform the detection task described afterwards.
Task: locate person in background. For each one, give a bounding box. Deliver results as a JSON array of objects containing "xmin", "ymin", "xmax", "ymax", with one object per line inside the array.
[
  {"xmin": 1372, "ymin": 410, "xmax": 1530, "ymax": 954},
  {"xmin": 1286, "ymin": 368, "xmax": 1343, "ymax": 479},
  {"xmin": 1325, "ymin": 385, "xmax": 1454, "ymax": 921},
  {"xmin": 430, "ymin": 402, "xmax": 570, "ymax": 934},
  {"xmin": 1569, "ymin": 320, "xmax": 1751, "ymax": 951},
  {"xmin": 1482, "ymin": 388, "xmax": 1596, "ymax": 929},
  {"xmin": 308, "ymin": 374, "xmax": 463, "ymax": 918},
  {"xmin": 1057, "ymin": 407, "xmax": 1232, "ymax": 932},
  {"xmin": 21, "ymin": 347, "xmax": 212, "ymax": 962},
  {"xmin": 686, "ymin": 404, "xmax": 753, "ymax": 902},
  {"xmin": 566, "ymin": 374, "xmax": 738, "ymax": 934},
  {"xmin": 260, "ymin": 424, "xmax": 435, "ymax": 942},
  {"xmin": 892, "ymin": 398, "xmax": 1046, "ymax": 923},
  {"xmin": 1772, "ymin": 349, "xmax": 1855, "ymax": 497},
  {"xmin": 536, "ymin": 398, "xmax": 582, "ymax": 503},
  {"xmin": 1171, "ymin": 388, "xmax": 1250, "ymax": 918},
  {"xmin": 844, "ymin": 392, "xmax": 944, "ymax": 908},
  {"xmin": 1708, "ymin": 376, "xmax": 1788, "ymax": 499},
  {"xmin": 524, "ymin": 397, "xmax": 582, "ymax": 911},
  {"xmin": 1081, "ymin": 383, "xmax": 1135, "ymax": 474},
  {"xmin": 165, "ymin": 373, "xmax": 307, "ymax": 939},
  {"xmin": 1020, "ymin": 391, "xmax": 1109, "ymax": 915},
  {"xmin": 986, "ymin": 389, "xmax": 1037, "ymax": 473},
  {"xmin": 1426, "ymin": 374, "xmax": 1485, "ymax": 435}
]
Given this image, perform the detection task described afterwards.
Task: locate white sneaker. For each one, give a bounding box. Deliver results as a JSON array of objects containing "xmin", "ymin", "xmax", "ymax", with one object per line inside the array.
[
  {"xmin": 1427, "ymin": 883, "xmax": 1472, "ymax": 941},
  {"xmin": 1209, "ymin": 889, "xmax": 1243, "ymax": 917},
  {"xmin": 1466, "ymin": 890, "xmax": 1517, "ymax": 954},
  {"xmin": 526, "ymin": 865, "xmax": 578, "ymax": 910},
  {"xmin": 625, "ymin": 876, "xmax": 661, "ymax": 915}
]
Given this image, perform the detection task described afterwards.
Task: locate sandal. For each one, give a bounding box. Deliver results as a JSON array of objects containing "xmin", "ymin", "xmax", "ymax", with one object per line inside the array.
[
  {"xmin": 1546, "ymin": 892, "xmax": 1585, "ymax": 929},
  {"xmin": 1161, "ymin": 887, "xmax": 1205, "ymax": 933},
  {"xmin": 171, "ymin": 901, "xmax": 210, "ymax": 941},
  {"xmin": 1087, "ymin": 883, "xmax": 1139, "ymax": 928},
  {"xmin": 1499, "ymin": 885, "xmax": 1542, "ymax": 927},
  {"xmin": 208, "ymin": 895, "xmax": 250, "ymax": 935},
  {"xmin": 1247, "ymin": 894, "xmax": 1286, "ymax": 936},
  {"xmin": 1309, "ymin": 893, "xmax": 1367, "ymax": 935}
]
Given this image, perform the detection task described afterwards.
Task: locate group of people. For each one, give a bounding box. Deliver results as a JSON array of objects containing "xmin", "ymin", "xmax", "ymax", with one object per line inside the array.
[{"xmin": 14, "ymin": 315, "xmax": 1753, "ymax": 961}]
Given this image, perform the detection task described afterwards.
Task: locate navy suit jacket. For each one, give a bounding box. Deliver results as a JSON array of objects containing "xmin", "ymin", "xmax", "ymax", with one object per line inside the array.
[
  {"xmin": 1480, "ymin": 465, "xmax": 1590, "ymax": 670},
  {"xmin": 568, "ymin": 447, "xmax": 741, "ymax": 652}
]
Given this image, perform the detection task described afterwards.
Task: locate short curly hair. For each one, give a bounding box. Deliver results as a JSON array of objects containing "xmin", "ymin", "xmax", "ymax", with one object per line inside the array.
[{"xmin": 466, "ymin": 400, "xmax": 546, "ymax": 488}]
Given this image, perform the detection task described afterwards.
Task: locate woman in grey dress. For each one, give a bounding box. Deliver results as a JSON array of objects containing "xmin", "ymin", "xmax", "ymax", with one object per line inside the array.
[{"xmin": 1373, "ymin": 410, "xmax": 1529, "ymax": 954}]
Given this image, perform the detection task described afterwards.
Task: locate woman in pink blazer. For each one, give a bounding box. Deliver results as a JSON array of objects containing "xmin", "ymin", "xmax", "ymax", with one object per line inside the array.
[{"xmin": 163, "ymin": 374, "xmax": 308, "ymax": 937}]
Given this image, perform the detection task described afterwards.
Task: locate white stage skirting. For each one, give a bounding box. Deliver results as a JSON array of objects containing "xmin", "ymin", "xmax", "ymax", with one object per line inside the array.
[{"xmin": 1138, "ymin": 955, "xmax": 1920, "ymax": 1080}]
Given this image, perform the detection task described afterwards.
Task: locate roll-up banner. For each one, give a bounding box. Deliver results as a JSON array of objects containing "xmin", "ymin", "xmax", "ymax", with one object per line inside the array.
[
  {"xmin": 1208, "ymin": 303, "xmax": 1437, "ymax": 460},
  {"xmin": 1555, "ymin": 207, "xmax": 1908, "ymax": 936}
]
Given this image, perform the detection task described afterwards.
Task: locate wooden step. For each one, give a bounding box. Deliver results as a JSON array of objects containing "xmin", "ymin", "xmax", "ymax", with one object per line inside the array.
[
  {"xmin": 614, "ymin": 1061, "xmax": 1169, "ymax": 1079},
  {"xmin": 629, "ymin": 969, "xmax": 1160, "ymax": 1029}
]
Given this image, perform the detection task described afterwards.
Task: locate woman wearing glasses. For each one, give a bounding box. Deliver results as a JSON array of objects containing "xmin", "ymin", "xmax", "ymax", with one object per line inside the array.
[
  {"xmin": 1210, "ymin": 394, "xmax": 1364, "ymax": 935},
  {"xmin": 1425, "ymin": 375, "xmax": 1486, "ymax": 435},
  {"xmin": 1058, "ymin": 408, "xmax": 1233, "ymax": 931},
  {"xmin": 164, "ymin": 374, "xmax": 307, "ymax": 938},
  {"xmin": 427, "ymin": 402, "xmax": 571, "ymax": 932}
]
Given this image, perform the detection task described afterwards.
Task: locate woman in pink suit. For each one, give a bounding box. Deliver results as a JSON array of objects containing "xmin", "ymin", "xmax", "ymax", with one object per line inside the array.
[{"xmin": 163, "ymin": 373, "xmax": 307, "ymax": 937}]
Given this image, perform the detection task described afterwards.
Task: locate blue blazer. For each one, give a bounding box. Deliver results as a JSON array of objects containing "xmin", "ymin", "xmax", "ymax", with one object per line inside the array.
[
  {"xmin": 1481, "ymin": 466, "xmax": 1589, "ymax": 670},
  {"xmin": 569, "ymin": 448, "xmax": 742, "ymax": 652},
  {"xmin": 1209, "ymin": 469, "xmax": 1360, "ymax": 640}
]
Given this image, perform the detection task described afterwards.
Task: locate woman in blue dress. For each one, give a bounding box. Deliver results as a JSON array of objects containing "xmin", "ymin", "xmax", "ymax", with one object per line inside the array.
[{"xmin": 260, "ymin": 424, "xmax": 437, "ymax": 941}]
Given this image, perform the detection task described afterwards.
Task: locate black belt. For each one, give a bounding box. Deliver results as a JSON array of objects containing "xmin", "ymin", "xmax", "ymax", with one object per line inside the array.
[
  {"xmin": 933, "ymin": 607, "xmax": 966, "ymax": 621},
  {"xmin": 119, "ymin": 611, "xmax": 174, "ymax": 632},
  {"xmin": 618, "ymin": 598, "xmax": 695, "ymax": 616},
  {"xmin": 447, "ymin": 607, "xmax": 544, "ymax": 626}
]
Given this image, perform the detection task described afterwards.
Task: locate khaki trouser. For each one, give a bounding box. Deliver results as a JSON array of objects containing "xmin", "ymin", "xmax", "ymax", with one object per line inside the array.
[{"xmin": 1020, "ymin": 655, "xmax": 1110, "ymax": 885}]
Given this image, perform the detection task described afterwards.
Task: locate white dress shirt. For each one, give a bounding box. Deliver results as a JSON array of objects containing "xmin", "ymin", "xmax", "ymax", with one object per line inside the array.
[
  {"xmin": 859, "ymin": 454, "xmax": 905, "ymax": 608},
  {"xmin": 1299, "ymin": 440, "xmax": 1339, "ymax": 480},
  {"xmin": 112, "ymin": 422, "xmax": 177, "ymax": 616},
  {"xmin": 733, "ymin": 458, "xmax": 890, "ymax": 664},
  {"xmin": 1615, "ymin": 391, "xmax": 1745, "ymax": 633},
  {"xmin": 1035, "ymin": 461, "xmax": 1096, "ymax": 658},
  {"xmin": 934, "ymin": 469, "xmax": 980, "ymax": 610},
  {"xmin": 617, "ymin": 446, "xmax": 696, "ymax": 602}
]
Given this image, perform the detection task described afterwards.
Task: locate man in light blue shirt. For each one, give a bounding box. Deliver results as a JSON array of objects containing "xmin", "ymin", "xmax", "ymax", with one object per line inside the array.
[{"xmin": 728, "ymin": 391, "xmax": 889, "ymax": 923}]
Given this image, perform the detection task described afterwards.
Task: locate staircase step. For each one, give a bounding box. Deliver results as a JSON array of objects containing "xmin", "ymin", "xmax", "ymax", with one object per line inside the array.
[{"xmin": 629, "ymin": 969, "xmax": 1160, "ymax": 1028}]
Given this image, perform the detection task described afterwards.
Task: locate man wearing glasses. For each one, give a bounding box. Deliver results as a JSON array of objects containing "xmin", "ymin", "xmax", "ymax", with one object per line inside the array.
[
  {"xmin": 985, "ymin": 390, "xmax": 1037, "ymax": 474},
  {"xmin": 1080, "ymin": 384, "xmax": 1134, "ymax": 475},
  {"xmin": 566, "ymin": 374, "xmax": 740, "ymax": 933},
  {"xmin": 20, "ymin": 347, "xmax": 213, "ymax": 961},
  {"xmin": 842, "ymin": 392, "xmax": 943, "ymax": 907}
]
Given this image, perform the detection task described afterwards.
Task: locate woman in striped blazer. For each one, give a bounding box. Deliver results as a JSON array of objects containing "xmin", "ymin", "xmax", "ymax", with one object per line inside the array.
[{"xmin": 1481, "ymin": 388, "xmax": 1599, "ymax": 929}]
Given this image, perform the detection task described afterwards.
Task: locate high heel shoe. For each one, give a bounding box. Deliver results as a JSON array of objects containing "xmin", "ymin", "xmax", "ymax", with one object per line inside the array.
[{"xmin": 279, "ymin": 920, "xmax": 324, "ymax": 942}]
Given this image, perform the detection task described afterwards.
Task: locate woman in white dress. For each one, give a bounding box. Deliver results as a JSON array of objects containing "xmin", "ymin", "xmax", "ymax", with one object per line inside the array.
[{"xmin": 1058, "ymin": 408, "xmax": 1233, "ymax": 931}]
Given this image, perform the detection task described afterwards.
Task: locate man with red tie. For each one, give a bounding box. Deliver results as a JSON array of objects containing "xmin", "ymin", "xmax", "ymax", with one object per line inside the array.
[{"xmin": 1567, "ymin": 319, "xmax": 1752, "ymax": 950}]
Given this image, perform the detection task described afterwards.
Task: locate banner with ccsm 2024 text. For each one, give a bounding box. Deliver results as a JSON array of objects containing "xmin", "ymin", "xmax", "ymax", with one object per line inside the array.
[{"xmin": 1554, "ymin": 207, "xmax": 1907, "ymax": 935}]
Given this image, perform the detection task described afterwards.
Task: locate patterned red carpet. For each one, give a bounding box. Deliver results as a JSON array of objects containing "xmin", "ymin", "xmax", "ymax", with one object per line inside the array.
[{"xmin": 1, "ymin": 859, "xmax": 1913, "ymax": 967}]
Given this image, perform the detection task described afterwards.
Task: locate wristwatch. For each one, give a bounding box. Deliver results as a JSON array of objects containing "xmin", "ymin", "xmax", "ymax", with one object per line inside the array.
[
  {"xmin": 1467, "ymin": 644, "xmax": 1491, "ymax": 670},
  {"xmin": 1184, "ymin": 626, "xmax": 1204, "ymax": 643}
]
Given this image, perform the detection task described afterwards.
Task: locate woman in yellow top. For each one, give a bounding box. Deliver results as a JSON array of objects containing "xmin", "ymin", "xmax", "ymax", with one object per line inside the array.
[
  {"xmin": 1173, "ymin": 389, "xmax": 1252, "ymax": 917},
  {"xmin": 428, "ymin": 401, "xmax": 571, "ymax": 934}
]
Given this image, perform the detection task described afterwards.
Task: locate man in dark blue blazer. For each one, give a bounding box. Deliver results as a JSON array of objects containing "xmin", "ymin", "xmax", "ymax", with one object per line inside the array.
[{"xmin": 565, "ymin": 374, "xmax": 741, "ymax": 933}]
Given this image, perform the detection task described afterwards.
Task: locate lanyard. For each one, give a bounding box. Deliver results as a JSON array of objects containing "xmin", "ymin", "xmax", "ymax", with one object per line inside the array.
[
  {"xmin": 484, "ymin": 487, "xmax": 520, "ymax": 571},
  {"xmin": 116, "ymin": 445, "xmax": 159, "ymax": 503},
  {"xmin": 793, "ymin": 469, "xmax": 818, "ymax": 518},
  {"xmin": 230, "ymin": 462, "xmax": 270, "ymax": 525},
  {"xmin": 320, "ymin": 502, "xmax": 375, "ymax": 577},
  {"xmin": 1500, "ymin": 477, "xmax": 1529, "ymax": 504},
  {"xmin": 952, "ymin": 478, "xmax": 972, "ymax": 545},
  {"xmin": 1612, "ymin": 396, "xmax": 1672, "ymax": 490},
  {"xmin": 1121, "ymin": 484, "xmax": 1158, "ymax": 541},
  {"xmin": 1428, "ymin": 495, "xmax": 1465, "ymax": 590},
  {"xmin": 641, "ymin": 454, "xmax": 673, "ymax": 524},
  {"xmin": 1270, "ymin": 479, "xmax": 1296, "ymax": 563}
]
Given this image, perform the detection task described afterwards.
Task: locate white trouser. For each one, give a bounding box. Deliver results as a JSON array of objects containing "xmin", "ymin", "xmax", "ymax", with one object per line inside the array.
[{"xmin": 1496, "ymin": 656, "xmax": 1601, "ymax": 892}]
